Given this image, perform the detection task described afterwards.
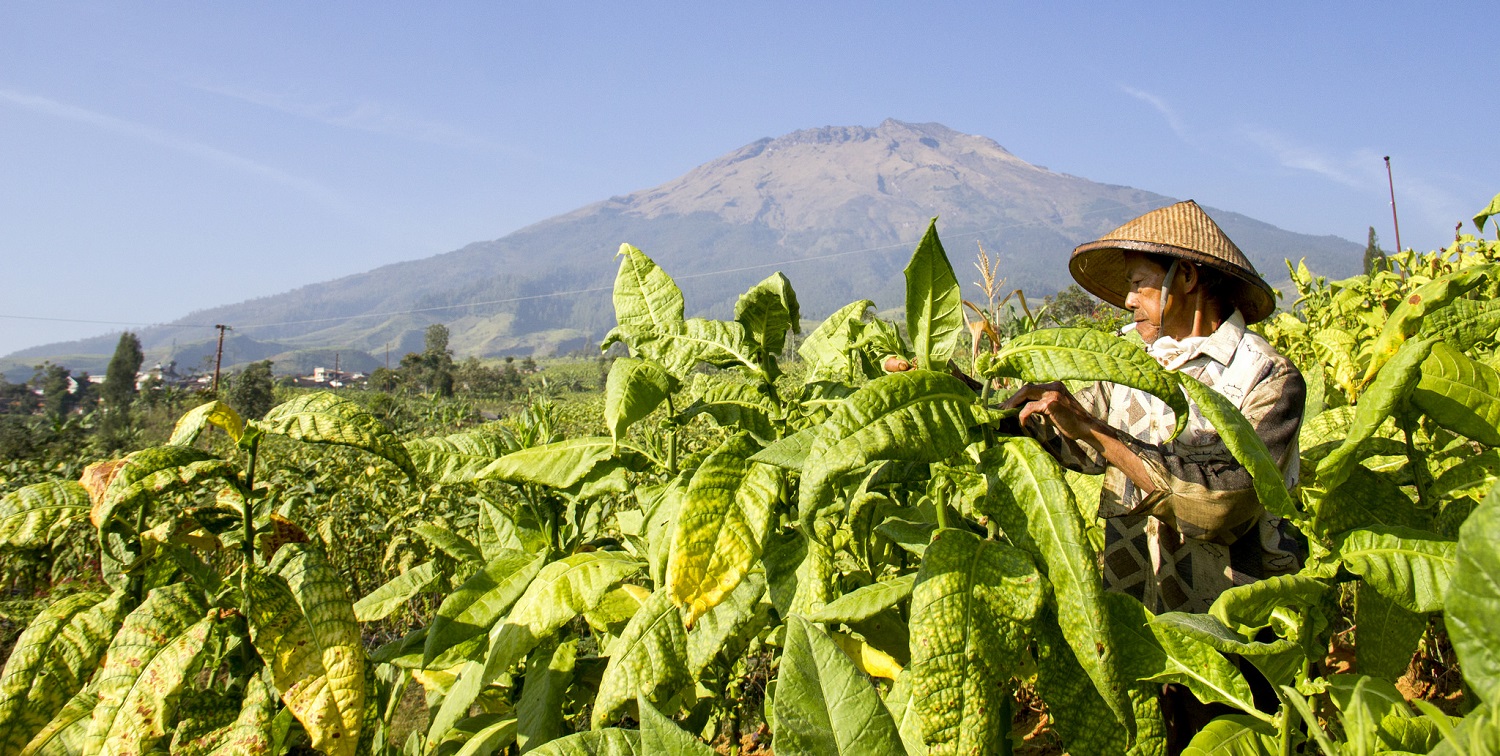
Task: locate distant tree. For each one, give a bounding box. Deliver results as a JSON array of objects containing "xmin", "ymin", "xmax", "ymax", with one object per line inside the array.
[
  {"xmin": 520, "ymin": 356, "xmax": 537, "ymax": 373},
  {"xmin": 101, "ymin": 332, "xmax": 144, "ymax": 410},
  {"xmin": 226, "ymin": 360, "xmax": 276, "ymax": 420},
  {"xmin": 423, "ymin": 325, "xmax": 456, "ymax": 397},
  {"xmin": 35, "ymin": 363, "xmax": 79, "ymax": 420},
  {"xmin": 1363, "ymin": 226, "xmax": 1389, "ymax": 275},
  {"xmin": 1046, "ymin": 284, "xmax": 1100, "ymax": 323},
  {"xmin": 369, "ymin": 367, "xmax": 401, "ymax": 392},
  {"xmin": 424, "ymin": 324, "xmax": 451, "ymax": 358}
]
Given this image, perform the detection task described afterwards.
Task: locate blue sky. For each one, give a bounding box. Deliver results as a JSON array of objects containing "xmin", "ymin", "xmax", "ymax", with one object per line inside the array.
[{"xmin": 2, "ymin": 1, "xmax": 1495, "ymax": 358}]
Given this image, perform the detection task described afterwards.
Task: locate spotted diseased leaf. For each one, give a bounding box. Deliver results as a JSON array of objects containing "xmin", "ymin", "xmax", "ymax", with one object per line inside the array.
[
  {"xmin": 1445, "ymin": 485, "xmax": 1500, "ymax": 703},
  {"xmin": 483, "ymin": 552, "xmax": 643, "ymax": 680},
  {"xmin": 477, "ymin": 437, "xmax": 635, "ymax": 489},
  {"xmin": 0, "ymin": 480, "xmax": 90, "ymax": 550},
  {"xmin": 592, "ymin": 587, "xmax": 691, "ymax": 728},
  {"xmin": 667, "ymin": 432, "xmax": 783, "ymax": 627},
  {"xmin": 773, "ymin": 616, "xmax": 906, "ymax": 755},
  {"xmin": 18, "ymin": 685, "xmax": 97, "ymax": 756},
  {"xmin": 85, "ymin": 446, "xmax": 224, "ymax": 528},
  {"xmin": 403, "ymin": 425, "xmax": 514, "ymax": 484},
  {"xmin": 83, "ymin": 583, "xmax": 216, "ymax": 755},
  {"xmin": 979, "ymin": 327, "xmax": 1190, "ymax": 437},
  {"xmin": 169, "ymin": 400, "xmax": 245, "ymax": 446},
  {"xmin": 904, "ymin": 220, "xmax": 962, "ymax": 371},
  {"xmin": 981, "ymin": 438, "xmax": 1132, "ymax": 733},
  {"xmin": 246, "ymin": 544, "xmax": 364, "ymax": 756},
  {"xmin": 1336, "ymin": 527, "xmax": 1456, "ymax": 614},
  {"xmin": 0, "ymin": 591, "xmax": 128, "ymax": 752},
  {"xmin": 424, "ymin": 550, "xmax": 547, "ymax": 668},
  {"xmin": 528, "ymin": 728, "xmax": 640, "ymax": 755},
  {"xmin": 1361, "ymin": 266, "xmax": 1490, "ymax": 383},
  {"xmin": 909, "ymin": 529, "xmax": 1044, "ymax": 755},
  {"xmin": 516, "ymin": 639, "xmax": 577, "ymax": 753},
  {"xmin": 353, "ymin": 560, "xmax": 440, "ymax": 622},
  {"xmin": 258, "ymin": 391, "xmax": 418, "ymax": 482},
  {"xmin": 605, "ymin": 357, "xmax": 680, "ymax": 443},
  {"xmin": 1412, "ymin": 341, "xmax": 1500, "ymax": 447},
  {"xmin": 171, "ymin": 675, "xmax": 278, "ymax": 756}
]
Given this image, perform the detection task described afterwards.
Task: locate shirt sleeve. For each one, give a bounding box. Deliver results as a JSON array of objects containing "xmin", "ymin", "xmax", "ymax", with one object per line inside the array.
[
  {"xmin": 1111, "ymin": 359, "xmax": 1306, "ymax": 544},
  {"xmin": 1024, "ymin": 382, "xmax": 1110, "ymax": 475}
]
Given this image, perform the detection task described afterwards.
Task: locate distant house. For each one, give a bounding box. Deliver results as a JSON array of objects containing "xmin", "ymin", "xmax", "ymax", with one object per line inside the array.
[{"xmin": 292, "ymin": 367, "xmax": 366, "ymax": 389}]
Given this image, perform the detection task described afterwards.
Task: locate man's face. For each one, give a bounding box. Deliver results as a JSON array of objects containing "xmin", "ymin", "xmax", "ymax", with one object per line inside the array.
[{"xmin": 1122, "ymin": 253, "xmax": 1168, "ymax": 343}]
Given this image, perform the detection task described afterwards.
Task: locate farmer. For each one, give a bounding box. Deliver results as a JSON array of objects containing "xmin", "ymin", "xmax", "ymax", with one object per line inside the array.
[{"xmin": 1004, "ymin": 200, "xmax": 1306, "ymax": 615}]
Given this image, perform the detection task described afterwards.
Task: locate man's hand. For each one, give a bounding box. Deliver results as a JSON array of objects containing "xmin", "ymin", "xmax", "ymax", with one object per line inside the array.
[{"xmin": 1001, "ymin": 381, "xmax": 1104, "ymax": 443}]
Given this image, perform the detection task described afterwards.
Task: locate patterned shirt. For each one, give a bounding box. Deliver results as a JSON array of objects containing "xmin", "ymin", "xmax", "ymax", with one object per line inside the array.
[{"xmin": 1033, "ymin": 310, "xmax": 1306, "ymax": 613}]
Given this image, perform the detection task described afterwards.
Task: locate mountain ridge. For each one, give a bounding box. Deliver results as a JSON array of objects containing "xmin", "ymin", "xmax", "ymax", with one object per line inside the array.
[{"xmin": 2, "ymin": 119, "xmax": 1361, "ymax": 377}]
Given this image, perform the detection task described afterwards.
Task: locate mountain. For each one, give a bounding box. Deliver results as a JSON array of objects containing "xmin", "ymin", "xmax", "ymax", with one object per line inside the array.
[{"xmin": 3, "ymin": 120, "xmax": 1361, "ymax": 377}]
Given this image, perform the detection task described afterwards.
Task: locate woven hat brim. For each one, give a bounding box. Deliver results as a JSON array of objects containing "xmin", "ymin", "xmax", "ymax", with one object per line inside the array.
[{"xmin": 1068, "ymin": 239, "xmax": 1277, "ymax": 324}]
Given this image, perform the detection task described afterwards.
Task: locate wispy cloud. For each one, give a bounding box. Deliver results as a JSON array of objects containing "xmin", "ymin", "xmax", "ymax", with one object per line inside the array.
[
  {"xmin": 1238, "ymin": 126, "xmax": 1374, "ymax": 189},
  {"xmin": 194, "ymin": 83, "xmax": 523, "ymax": 158},
  {"xmin": 1121, "ymin": 85, "xmax": 1187, "ymax": 139},
  {"xmin": 0, "ymin": 86, "xmax": 351, "ymax": 212}
]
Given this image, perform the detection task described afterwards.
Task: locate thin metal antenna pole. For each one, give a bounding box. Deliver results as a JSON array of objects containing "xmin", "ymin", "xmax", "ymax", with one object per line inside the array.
[{"xmin": 1384, "ymin": 156, "xmax": 1403, "ymax": 255}]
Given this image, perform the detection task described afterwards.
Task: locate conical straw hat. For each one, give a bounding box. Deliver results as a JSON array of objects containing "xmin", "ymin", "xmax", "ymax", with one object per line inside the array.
[{"xmin": 1068, "ymin": 200, "xmax": 1276, "ymax": 323}]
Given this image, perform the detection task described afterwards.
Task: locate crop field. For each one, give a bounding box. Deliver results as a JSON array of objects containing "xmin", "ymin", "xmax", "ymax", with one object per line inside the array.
[{"xmin": 4, "ymin": 195, "xmax": 1500, "ymax": 754}]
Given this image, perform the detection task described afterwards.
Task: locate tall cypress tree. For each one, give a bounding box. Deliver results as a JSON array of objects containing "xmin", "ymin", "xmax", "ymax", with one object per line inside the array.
[
  {"xmin": 101, "ymin": 332, "xmax": 144, "ymax": 411},
  {"xmin": 1363, "ymin": 227, "xmax": 1388, "ymax": 275}
]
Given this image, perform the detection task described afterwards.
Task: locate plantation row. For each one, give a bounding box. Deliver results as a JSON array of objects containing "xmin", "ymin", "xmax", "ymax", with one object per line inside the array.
[{"xmin": 3, "ymin": 198, "xmax": 1500, "ymax": 755}]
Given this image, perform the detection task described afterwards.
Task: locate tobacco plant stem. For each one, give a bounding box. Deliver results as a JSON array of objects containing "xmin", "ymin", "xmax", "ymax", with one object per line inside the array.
[
  {"xmin": 665, "ymin": 393, "xmax": 679, "ymax": 475},
  {"xmin": 242, "ymin": 438, "xmax": 260, "ymax": 568},
  {"xmin": 1397, "ymin": 409, "xmax": 1432, "ymax": 510},
  {"xmin": 128, "ymin": 490, "xmax": 151, "ymax": 603}
]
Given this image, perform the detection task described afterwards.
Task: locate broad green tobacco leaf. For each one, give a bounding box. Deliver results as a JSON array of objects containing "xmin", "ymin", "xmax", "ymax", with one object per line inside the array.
[
  {"xmin": 667, "ymin": 432, "xmax": 783, "ymax": 626},
  {"xmin": 980, "ymin": 439, "xmax": 1132, "ymax": 732},
  {"xmin": 478, "ymin": 437, "xmax": 635, "ymax": 489},
  {"xmin": 677, "ymin": 380, "xmax": 781, "ymax": 443},
  {"xmin": 1475, "ymin": 191, "xmax": 1500, "ymax": 233},
  {"xmin": 168, "ymin": 399, "xmax": 245, "ymax": 446},
  {"xmin": 1355, "ymin": 582, "xmax": 1426, "ymax": 681},
  {"xmin": 1177, "ymin": 375, "xmax": 1298, "ymax": 521},
  {"xmin": 1412, "ymin": 341, "xmax": 1500, "ymax": 446},
  {"xmin": 403, "ymin": 425, "xmax": 513, "ymax": 484},
  {"xmin": 454, "ymin": 717, "xmax": 518, "ymax": 756},
  {"xmin": 605, "ymin": 357, "xmax": 680, "ymax": 443},
  {"xmin": 980, "ymin": 327, "xmax": 1189, "ymax": 437},
  {"xmin": 0, "ymin": 480, "xmax": 89, "ymax": 550},
  {"xmin": 86, "ymin": 445, "xmax": 221, "ymax": 524},
  {"xmin": 1336, "ymin": 527, "xmax": 1456, "ymax": 613},
  {"xmin": 1035, "ymin": 609, "xmax": 1128, "ymax": 756},
  {"xmin": 1317, "ymin": 336, "xmax": 1438, "ymax": 492},
  {"xmin": 353, "ymin": 560, "xmax": 440, "ymax": 622},
  {"xmin": 883, "ymin": 672, "xmax": 928, "ymax": 756},
  {"xmin": 798, "ymin": 300, "xmax": 875, "ymax": 381},
  {"xmin": 687, "ymin": 570, "xmax": 769, "ymax": 680},
  {"xmin": 413, "ymin": 522, "xmax": 485, "ymax": 564},
  {"xmin": 428, "ymin": 660, "xmax": 486, "ymax": 746},
  {"xmin": 592, "ymin": 587, "xmax": 691, "ymax": 728},
  {"xmin": 1418, "ymin": 298, "xmax": 1500, "ymax": 353},
  {"xmin": 1179, "ymin": 715, "xmax": 1280, "ymax": 755},
  {"xmin": 247, "ymin": 544, "xmax": 364, "ymax": 756},
  {"xmin": 910, "ymin": 529, "xmax": 1043, "ymax": 755},
  {"xmin": 83, "ymin": 583, "xmax": 214, "ymax": 755},
  {"xmin": 748, "ymin": 426, "xmax": 816, "ymax": 471},
  {"xmin": 1361, "ymin": 265, "xmax": 1490, "ymax": 383},
  {"xmin": 0, "ymin": 591, "xmax": 127, "ymax": 752},
  {"xmin": 735, "ymin": 271, "xmax": 801, "ymax": 357},
  {"xmin": 483, "ymin": 552, "xmax": 643, "ymax": 680},
  {"xmin": 800, "ymin": 370, "xmax": 974, "ymax": 519},
  {"xmin": 905, "ymin": 219, "xmax": 963, "ymax": 370},
  {"xmin": 1107, "ymin": 594, "xmax": 1263, "ymax": 720},
  {"xmin": 425, "ymin": 550, "xmax": 546, "ymax": 667},
  {"xmin": 1433, "ymin": 448, "xmax": 1500, "ymax": 503},
  {"xmin": 1149, "ymin": 612, "xmax": 1302, "ymax": 689},
  {"xmin": 585, "ymin": 584, "xmax": 650, "ymax": 638},
  {"xmin": 806, "ymin": 573, "xmax": 915, "ymax": 624},
  {"xmin": 774, "ymin": 616, "xmax": 906, "ymax": 755},
  {"xmin": 639, "ymin": 695, "xmax": 714, "ymax": 755},
  {"xmin": 609, "ymin": 243, "xmax": 686, "ymax": 344},
  {"xmin": 1128, "ymin": 684, "xmax": 1169, "ymax": 756},
  {"xmin": 516, "ymin": 639, "xmax": 576, "ymax": 753},
  {"xmin": 477, "ymin": 500, "xmax": 528, "ymax": 560},
  {"xmin": 1312, "ymin": 465, "xmax": 1425, "ymax": 538},
  {"xmin": 259, "ymin": 391, "xmax": 418, "ymax": 482},
  {"xmin": 1445, "ymin": 485, "xmax": 1500, "ymax": 703},
  {"xmin": 528, "ymin": 728, "xmax": 640, "ymax": 756},
  {"xmin": 1210, "ymin": 575, "xmax": 1327, "ymax": 636}
]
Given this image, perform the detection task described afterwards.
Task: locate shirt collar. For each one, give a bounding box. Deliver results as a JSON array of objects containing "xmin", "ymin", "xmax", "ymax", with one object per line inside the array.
[{"xmin": 1145, "ymin": 309, "xmax": 1245, "ymax": 370}]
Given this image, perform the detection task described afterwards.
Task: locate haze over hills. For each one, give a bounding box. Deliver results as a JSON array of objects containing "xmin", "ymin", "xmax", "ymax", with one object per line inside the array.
[{"xmin": 3, "ymin": 120, "xmax": 1361, "ymax": 378}]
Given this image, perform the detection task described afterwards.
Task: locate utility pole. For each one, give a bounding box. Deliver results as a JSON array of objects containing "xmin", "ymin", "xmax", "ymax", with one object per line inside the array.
[
  {"xmin": 386, "ymin": 342, "xmax": 391, "ymax": 370},
  {"xmin": 1385, "ymin": 156, "xmax": 1403, "ymax": 256},
  {"xmin": 212, "ymin": 324, "xmax": 231, "ymax": 395}
]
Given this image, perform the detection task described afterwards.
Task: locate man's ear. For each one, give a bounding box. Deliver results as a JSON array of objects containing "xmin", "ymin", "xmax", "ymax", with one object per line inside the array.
[{"xmin": 1179, "ymin": 262, "xmax": 1202, "ymax": 293}]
